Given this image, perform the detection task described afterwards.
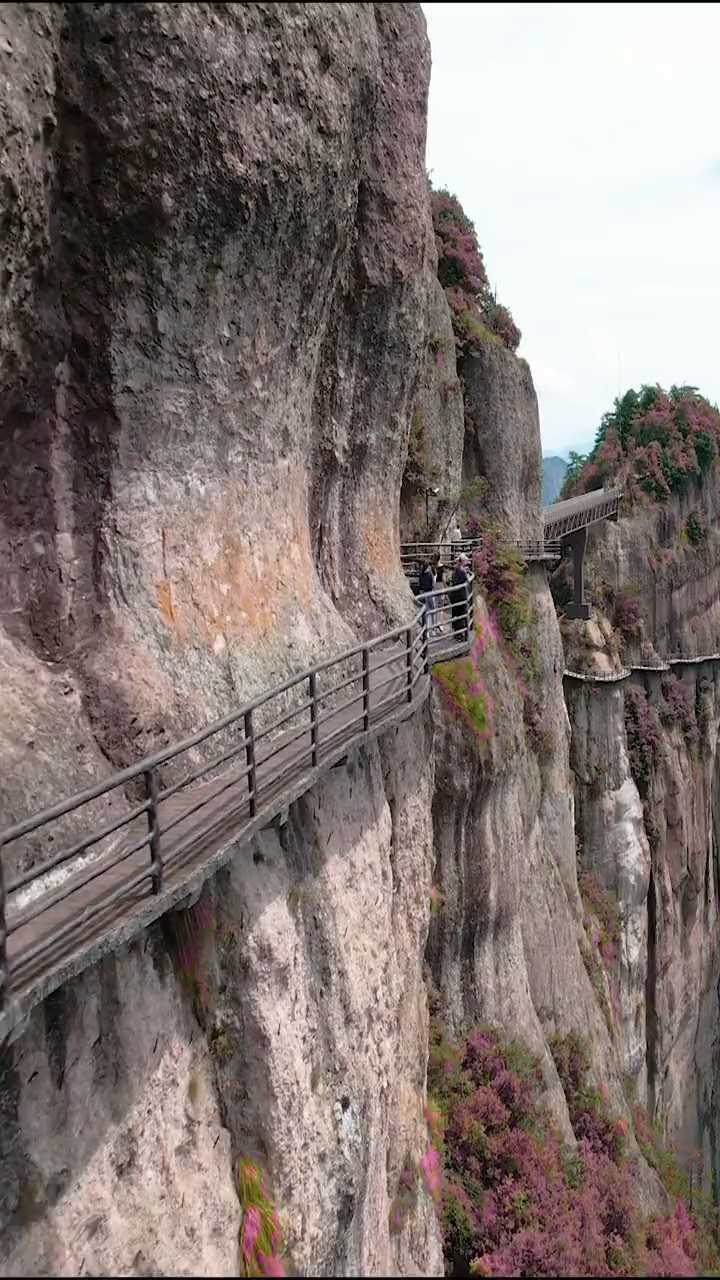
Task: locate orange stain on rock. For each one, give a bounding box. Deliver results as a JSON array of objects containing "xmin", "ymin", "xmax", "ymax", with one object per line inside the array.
[
  {"xmin": 156, "ymin": 497, "xmax": 316, "ymax": 649},
  {"xmin": 156, "ymin": 579, "xmax": 176, "ymax": 626},
  {"xmin": 363, "ymin": 503, "xmax": 396, "ymax": 574}
]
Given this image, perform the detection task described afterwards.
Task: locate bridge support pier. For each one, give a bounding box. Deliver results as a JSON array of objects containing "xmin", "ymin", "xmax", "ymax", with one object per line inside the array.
[{"xmin": 563, "ymin": 527, "xmax": 591, "ymax": 620}]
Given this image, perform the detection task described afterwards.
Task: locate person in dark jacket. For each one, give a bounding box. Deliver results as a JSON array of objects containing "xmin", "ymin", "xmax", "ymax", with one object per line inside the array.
[
  {"xmin": 418, "ymin": 559, "xmax": 435, "ymax": 595},
  {"xmin": 450, "ymin": 553, "xmax": 471, "ymax": 640}
]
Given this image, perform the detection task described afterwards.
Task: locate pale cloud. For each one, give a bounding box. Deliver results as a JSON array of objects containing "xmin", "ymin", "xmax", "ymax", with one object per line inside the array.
[{"xmin": 423, "ymin": 1, "xmax": 720, "ymax": 453}]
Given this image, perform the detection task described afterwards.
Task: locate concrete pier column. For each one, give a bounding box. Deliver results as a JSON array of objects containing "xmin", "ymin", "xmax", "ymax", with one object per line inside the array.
[{"xmin": 563, "ymin": 526, "xmax": 591, "ymax": 620}]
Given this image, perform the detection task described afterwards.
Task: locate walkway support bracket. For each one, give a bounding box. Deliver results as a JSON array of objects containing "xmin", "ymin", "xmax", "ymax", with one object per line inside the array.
[
  {"xmin": 562, "ymin": 526, "xmax": 591, "ymax": 620},
  {"xmin": 0, "ymin": 849, "xmax": 6, "ymax": 1008},
  {"xmin": 309, "ymin": 671, "xmax": 319, "ymax": 766},
  {"xmin": 245, "ymin": 709, "xmax": 257, "ymax": 818},
  {"xmin": 144, "ymin": 767, "xmax": 163, "ymax": 894},
  {"xmin": 362, "ymin": 647, "xmax": 370, "ymax": 731}
]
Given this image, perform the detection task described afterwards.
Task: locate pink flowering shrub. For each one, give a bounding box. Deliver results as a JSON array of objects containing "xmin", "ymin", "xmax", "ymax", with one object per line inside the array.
[
  {"xmin": 624, "ymin": 686, "xmax": 662, "ymax": 791},
  {"xmin": 237, "ymin": 1159, "xmax": 285, "ymax": 1278},
  {"xmin": 165, "ymin": 890, "xmax": 216, "ymax": 1011},
  {"xmin": 421, "ymin": 1145, "xmax": 444, "ymax": 1206},
  {"xmin": 578, "ymin": 872, "xmax": 621, "ymax": 969},
  {"xmin": 659, "ymin": 674, "xmax": 699, "ymax": 750},
  {"xmin": 611, "ymin": 590, "xmax": 642, "ymax": 647},
  {"xmin": 563, "ymin": 384, "xmax": 720, "ymax": 505},
  {"xmin": 431, "ymin": 186, "xmax": 521, "ymax": 353},
  {"xmin": 428, "ymin": 1021, "xmax": 712, "ymax": 1277}
]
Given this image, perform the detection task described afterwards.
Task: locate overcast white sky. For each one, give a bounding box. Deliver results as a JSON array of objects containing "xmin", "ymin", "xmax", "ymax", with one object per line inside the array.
[{"xmin": 423, "ymin": 1, "xmax": 720, "ymax": 457}]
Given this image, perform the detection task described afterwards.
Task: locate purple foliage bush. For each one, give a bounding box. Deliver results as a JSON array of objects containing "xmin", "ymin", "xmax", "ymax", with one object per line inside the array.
[
  {"xmin": 428, "ymin": 1022, "xmax": 712, "ymax": 1277},
  {"xmin": 659, "ymin": 675, "xmax": 699, "ymax": 750},
  {"xmin": 612, "ymin": 591, "xmax": 643, "ymax": 646},
  {"xmin": 563, "ymin": 384, "xmax": 720, "ymax": 506},
  {"xmin": 431, "ymin": 187, "xmax": 521, "ymax": 354},
  {"xmin": 624, "ymin": 686, "xmax": 662, "ymax": 792},
  {"xmin": 165, "ymin": 891, "xmax": 216, "ymax": 1010},
  {"xmin": 578, "ymin": 871, "xmax": 621, "ymax": 969}
]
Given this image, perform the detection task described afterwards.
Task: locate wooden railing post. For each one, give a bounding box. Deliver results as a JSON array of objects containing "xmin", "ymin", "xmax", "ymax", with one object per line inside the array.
[
  {"xmin": 0, "ymin": 848, "xmax": 7, "ymax": 1007},
  {"xmin": 144, "ymin": 767, "xmax": 162, "ymax": 894},
  {"xmin": 362, "ymin": 648, "xmax": 370, "ymax": 731},
  {"xmin": 405, "ymin": 627, "xmax": 413, "ymax": 702},
  {"xmin": 245, "ymin": 709, "xmax": 256, "ymax": 817},
  {"xmin": 309, "ymin": 672, "xmax": 319, "ymax": 766}
]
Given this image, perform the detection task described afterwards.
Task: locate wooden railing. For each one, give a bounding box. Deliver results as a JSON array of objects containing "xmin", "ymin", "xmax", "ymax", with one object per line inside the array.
[{"xmin": 0, "ymin": 581, "xmax": 475, "ymax": 1036}]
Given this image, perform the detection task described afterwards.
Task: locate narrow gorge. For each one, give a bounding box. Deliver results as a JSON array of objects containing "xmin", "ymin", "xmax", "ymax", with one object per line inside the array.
[{"xmin": 1, "ymin": 4, "xmax": 719, "ymax": 1277}]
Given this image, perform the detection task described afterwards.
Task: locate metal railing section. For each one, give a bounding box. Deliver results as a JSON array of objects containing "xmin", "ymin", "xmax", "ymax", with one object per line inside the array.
[
  {"xmin": 0, "ymin": 581, "xmax": 475, "ymax": 1012},
  {"xmin": 563, "ymin": 667, "xmax": 632, "ymax": 683},
  {"xmin": 400, "ymin": 539, "xmax": 482, "ymax": 572},
  {"xmin": 400, "ymin": 537, "xmax": 562, "ymax": 576},
  {"xmin": 542, "ymin": 489, "xmax": 622, "ymax": 542}
]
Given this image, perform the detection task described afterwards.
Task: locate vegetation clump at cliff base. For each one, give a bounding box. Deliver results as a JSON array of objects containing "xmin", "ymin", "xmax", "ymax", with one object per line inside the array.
[{"xmin": 426, "ymin": 1021, "xmax": 718, "ymax": 1277}]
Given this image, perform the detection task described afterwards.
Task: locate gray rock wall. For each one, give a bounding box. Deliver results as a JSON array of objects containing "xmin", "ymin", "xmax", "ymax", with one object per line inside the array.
[
  {"xmin": 460, "ymin": 344, "xmax": 542, "ymax": 541},
  {"xmin": 568, "ymin": 665, "xmax": 720, "ymax": 1193},
  {"xmin": 1, "ymin": 4, "xmax": 443, "ymax": 1274}
]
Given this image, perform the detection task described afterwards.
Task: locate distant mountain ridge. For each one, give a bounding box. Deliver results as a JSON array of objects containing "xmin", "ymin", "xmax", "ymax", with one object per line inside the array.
[{"xmin": 542, "ymin": 455, "xmax": 568, "ymax": 505}]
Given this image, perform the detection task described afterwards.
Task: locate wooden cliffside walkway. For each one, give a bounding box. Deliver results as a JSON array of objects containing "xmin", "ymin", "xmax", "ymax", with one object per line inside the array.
[
  {"xmin": 564, "ymin": 653, "xmax": 720, "ymax": 685},
  {"xmin": 0, "ymin": 583, "xmax": 473, "ymax": 1044}
]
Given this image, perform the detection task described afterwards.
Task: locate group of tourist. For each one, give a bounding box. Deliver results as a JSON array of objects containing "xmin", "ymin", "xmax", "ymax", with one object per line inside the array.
[{"xmin": 414, "ymin": 550, "xmax": 473, "ymax": 642}]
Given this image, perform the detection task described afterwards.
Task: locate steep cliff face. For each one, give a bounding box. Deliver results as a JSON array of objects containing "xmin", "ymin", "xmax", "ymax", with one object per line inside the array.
[
  {"xmin": 1, "ymin": 3, "xmax": 443, "ymax": 1274},
  {"xmin": 1, "ymin": 0, "xmax": 432, "ymax": 842},
  {"xmin": 425, "ymin": 344, "xmax": 664, "ymax": 1204},
  {"xmin": 460, "ymin": 344, "xmax": 543, "ymax": 541},
  {"xmin": 582, "ymin": 461, "xmax": 720, "ymax": 659},
  {"xmin": 399, "ymin": 277, "xmax": 464, "ymax": 544},
  {"xmin": 1, "ymin": 718, "xmax": 442, "ymax": 1277},
  {"xmin": 567, "ymin": 635, "xmax": 720, "ymax": 1195},
  {"xmin": 553, "ymin": 378, "xmax": 720, "ymax": 1205},
  {"xmin": 3, "ymin": 4, "xmax": 711, "ymax": 1276}
]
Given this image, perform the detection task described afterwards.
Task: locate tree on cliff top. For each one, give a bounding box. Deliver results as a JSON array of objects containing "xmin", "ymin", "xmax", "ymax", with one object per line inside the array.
[
  {"xmin": 431, "ymin": 186, "xmax": 521, "ymax": 354},
  {"xmin": 561, "ymin": 384, "xmax": 720, "ymax": 505}
]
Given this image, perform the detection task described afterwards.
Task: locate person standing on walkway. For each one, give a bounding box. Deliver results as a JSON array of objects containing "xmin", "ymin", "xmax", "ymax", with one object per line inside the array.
[
  {"xmin": 417, "ymin": 557, "xmax": 436, "ymax": 642},
  {"xmin": 450, "ymin": 519, "xmax": 463, "ymax": 548},
  {"xmin": 450, "ymin": 553, "xmax": 471, "ymax": 640},
  {"xmin": 432, "ymin": 554, "xmax": 446, "ymax": 636},
  {"xmin": 418, "ymin": 557, "xmax": 435, "ymax": 595}
]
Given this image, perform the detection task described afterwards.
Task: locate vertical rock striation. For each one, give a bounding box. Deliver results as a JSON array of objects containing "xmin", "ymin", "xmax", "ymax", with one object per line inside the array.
[{"xmin": 1, "ymin": 3, "xmax": 444, "ymax": 1274}]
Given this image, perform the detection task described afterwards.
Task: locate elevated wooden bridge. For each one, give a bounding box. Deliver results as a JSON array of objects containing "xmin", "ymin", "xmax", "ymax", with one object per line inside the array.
[
  {"xmin": 542, "ymin": 487, "xmax": 622, "ymax": 541},
  {"xmin": 543, "ymin": 487, "xmax": 622, "ymax": 620},
  {"xmin": 563, "ymin": 652, "xmax": 720, "ymax": 685},
  {"xmin": 0, "ymin": 581, "xmax": 474, "ymax": 1044}
]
